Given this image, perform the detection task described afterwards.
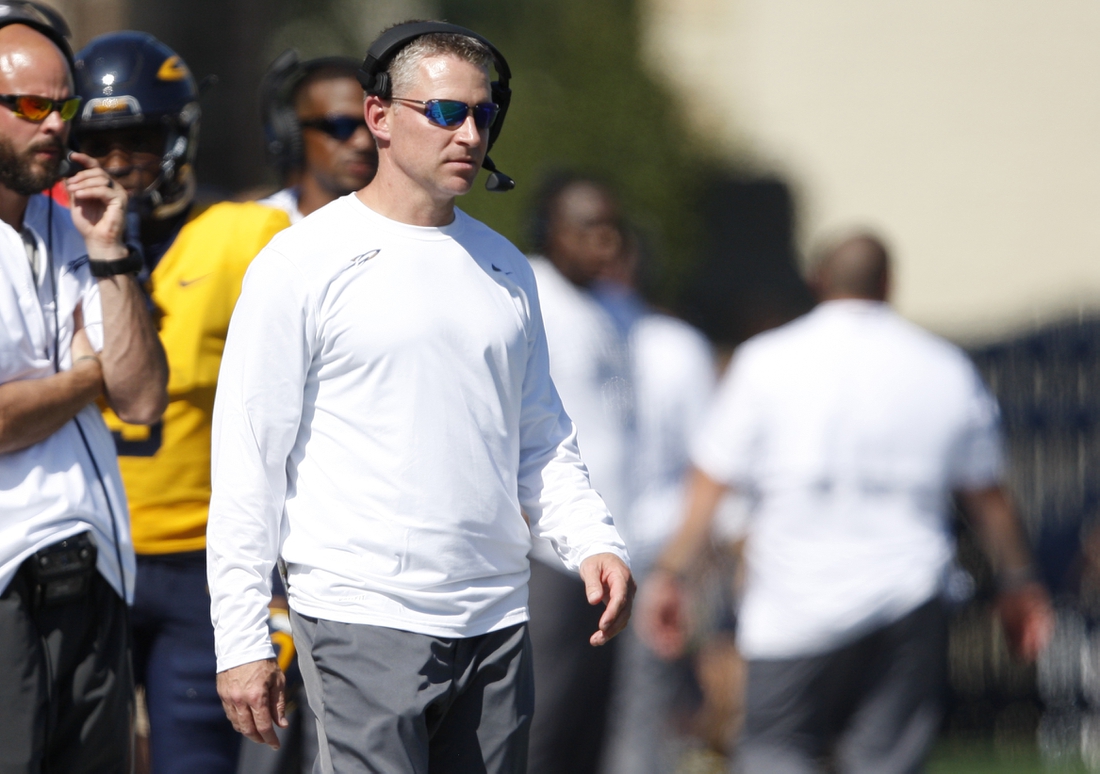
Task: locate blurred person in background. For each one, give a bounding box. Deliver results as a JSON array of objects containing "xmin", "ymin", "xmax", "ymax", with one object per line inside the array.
[
  {"xmin": 591, "ymin": 227, "xmax": 719, "ymax": 773},
  {"xmin": 258, "ymin": 50, "xmax": 377, "ymax": 223},
  {"xmin": 73, "ymin": 31, "xmax": 292, "ymax": 774},
  {"xmin": 208, "ymin": 22, "xmax": 633, "ymax": 773},
  {"xmin": 525, "ymin": 173, "xmax": 634, "ymax": 774},
  {"xmin": 0, "ymin": 5, "xmax": 168, "ymax": 771},
  {"xmin": 638, "ymin": 232, "xmax": 1055, "ymax": 773}
]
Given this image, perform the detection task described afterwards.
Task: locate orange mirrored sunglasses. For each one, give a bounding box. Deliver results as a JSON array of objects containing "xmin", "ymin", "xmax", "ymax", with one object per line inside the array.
[{"xmin": 0, "ymin": 94, "xmax": 81, "ymax": 122}]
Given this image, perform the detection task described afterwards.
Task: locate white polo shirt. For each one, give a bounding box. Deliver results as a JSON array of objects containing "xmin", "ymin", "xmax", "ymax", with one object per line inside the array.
[
  {"xmin": 693, "ymin": 300, "xmax": 1002, "ymax": 659},
  {"xmin": 0, "ymin": 196, "xmax": 134, "ymax": 602},
  {"xmin": 627, "ymin": 312, "xmax": 715, "ymax": 572}
]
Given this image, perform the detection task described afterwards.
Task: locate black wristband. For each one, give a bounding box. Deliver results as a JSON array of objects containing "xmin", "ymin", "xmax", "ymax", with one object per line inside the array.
[{"xmin": 88, "ymin": 246, "xmax": 143, "ymax": 278}]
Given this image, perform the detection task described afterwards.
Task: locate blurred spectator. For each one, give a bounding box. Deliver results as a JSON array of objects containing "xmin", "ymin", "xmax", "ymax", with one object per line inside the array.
[
  {"xmin": 638, "ymin": 231, "xmax": 1054, "ymax": 773},
  {"xmin": 591, "ymin": 228, "xmax": 718, "ymax": 773},
  {"xmin": 0, "ymin": 8, "xmax": 168, "ymax": 772},
  {"xmin": 73, "ymin": 32, "xmax": 291, "ymax": 774},
  {"xmin": 257, "ymin": 50, "xmax": 377, "ymax": 223},
  {"xmin": 526, "ymin": 173, "xmax": 633, "ymax": 774}
]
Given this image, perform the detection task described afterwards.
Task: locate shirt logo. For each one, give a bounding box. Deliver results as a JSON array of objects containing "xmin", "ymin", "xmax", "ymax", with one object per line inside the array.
[
  {"xmin": 351, "ymin": 249, "xmax": 381, "ymax": 266},
  {"xmin": 178, "ymin": 274, "xmax": 211, "ymax": 288},
  {"xmin": 491, "ymin": 263, "xmax": 512, "ymax": 275}
]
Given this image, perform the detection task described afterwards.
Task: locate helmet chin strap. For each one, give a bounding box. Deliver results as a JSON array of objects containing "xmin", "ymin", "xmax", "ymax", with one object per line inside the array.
[{"xmin": 137, "ymin": 133, "xmax": 194, "ymax": 220}]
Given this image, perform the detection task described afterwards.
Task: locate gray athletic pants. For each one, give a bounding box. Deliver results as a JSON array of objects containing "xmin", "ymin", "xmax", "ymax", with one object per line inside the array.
[
  {"xmin": 291, "ymin": 611, "xmax": 533, "ymax": 774},
  {"xmin": 737, "ymin": 598, "xmax": 948, "ymax": 774}
]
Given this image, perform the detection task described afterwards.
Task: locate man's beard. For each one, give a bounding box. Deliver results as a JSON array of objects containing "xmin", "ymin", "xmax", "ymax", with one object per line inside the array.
[{"xmin": 0, "ymin": 136, "xmax": 62, "ymax": 196}]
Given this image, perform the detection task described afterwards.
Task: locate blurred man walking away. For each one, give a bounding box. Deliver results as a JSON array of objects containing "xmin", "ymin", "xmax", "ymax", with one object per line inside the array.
[
  {"xmin": 525, "ymin": 174, "xmax": 634, "ymax": 774},
  {"xmin": 258, "ymin": 51, "xmax": 378, "ymax": 223},
  {"xmin": 208, "ymin": 21, "xmax": 633, "ymax": 774},
  {"xmin": 592, "ymin": 230, "xmax": 718, "ymax": 774},
  {"xmin": 0, "ymin": 6, "xmax": 168, "ymax": 772},
  {"xmin": 639, "ymin": 232, "xmax": 1054, "ymax": 773},
  {"xmin": 73, "ymin": 32, "xmax": 292, "ymax": 774}
]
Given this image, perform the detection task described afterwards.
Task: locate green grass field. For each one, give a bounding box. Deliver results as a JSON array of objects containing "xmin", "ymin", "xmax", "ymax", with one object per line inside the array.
[{"xmin": 928, "ymin": 742, "xmax": 1088, "ymax": 774}]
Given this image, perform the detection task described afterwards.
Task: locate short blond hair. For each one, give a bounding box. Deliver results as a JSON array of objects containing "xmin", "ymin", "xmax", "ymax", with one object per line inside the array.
[{"xmin": 387, "ymin": 31, "xmax": 493, "ymax": 96}]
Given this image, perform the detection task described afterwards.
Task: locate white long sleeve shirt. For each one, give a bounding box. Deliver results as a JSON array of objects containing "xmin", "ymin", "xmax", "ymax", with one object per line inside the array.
[
  {"xmin": 208, "ymin": 195, "xmax": 628, "ymax": 672},
  {"xmin": 693, "ymin": 301, "xmax": 1003, "ymax": 659},
  {"xmin": 0, "ymin": 196, "xmax": 134, "ymax": 602}
]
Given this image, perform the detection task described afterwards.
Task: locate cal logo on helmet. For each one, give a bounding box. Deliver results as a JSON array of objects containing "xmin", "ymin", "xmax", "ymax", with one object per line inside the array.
[{"xmin": 157, "ymin": 55, "xmax": 189, "ymax": 82}]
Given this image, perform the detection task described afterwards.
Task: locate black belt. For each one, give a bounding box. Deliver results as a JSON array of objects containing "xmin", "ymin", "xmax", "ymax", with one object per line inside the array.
[{"xmin": 20, "ymin": 531, "xmax": 97, "ymax": 608}]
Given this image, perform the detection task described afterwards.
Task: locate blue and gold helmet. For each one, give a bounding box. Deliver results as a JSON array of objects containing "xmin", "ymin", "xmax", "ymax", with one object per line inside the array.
[{"xmin": 73, "ymin": 32, "xmax": 200, "ymax": 219}]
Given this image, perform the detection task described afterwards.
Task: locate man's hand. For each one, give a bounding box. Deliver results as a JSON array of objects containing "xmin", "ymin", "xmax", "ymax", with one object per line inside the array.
[
  {"xmin": 579, "ymin": 553, "xmax": 635, "ymax": 646},
  {"xmin": 64, "ymin": 151, "xmax": 128, "ymax": 260},
  {"xmin": 997, "ymin": 582, "xmax": 1054, "ymax": 662},
  {"xmin": 635, "ymin": 569, "xmax": 689, "ymax": 660},
  {"xmin": 216, "ymin": 658, "xmax": 288, "ymax": 749}
]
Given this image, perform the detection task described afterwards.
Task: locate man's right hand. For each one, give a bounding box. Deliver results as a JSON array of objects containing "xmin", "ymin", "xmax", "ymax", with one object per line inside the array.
[
  {"xmin": 216, "ymin": 658, "xmax": 288, "ymax": 749},
  {"xmin": 636, "ymin": 569, "xmax": 689, "ymax": 660}
]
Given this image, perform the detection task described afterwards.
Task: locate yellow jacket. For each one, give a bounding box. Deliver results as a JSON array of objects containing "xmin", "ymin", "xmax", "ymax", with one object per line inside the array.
[{"xmin": 103, "ymin": 202, "xmax": 291, "ymax": 554}]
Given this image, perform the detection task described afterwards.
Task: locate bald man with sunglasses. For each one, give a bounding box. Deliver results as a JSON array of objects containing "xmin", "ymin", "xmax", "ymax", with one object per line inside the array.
[
  {"xmin": 208, "ymin": 22, "xmax": 633, "ymax": 774},
  {"xmin": 0, "ymin": 12, "xmax": 168, "ymax": 773}
]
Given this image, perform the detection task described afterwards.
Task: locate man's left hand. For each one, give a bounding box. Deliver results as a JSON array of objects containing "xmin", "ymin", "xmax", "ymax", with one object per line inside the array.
[
  {"xmin": 579, "ymin": 553, "xmax": 635, "ymax": 646},
  {"xmin": 997, "ymin": 582, "xmax": 1054, "ymax": 662},
  {"xmin": 65, "ymin": 151, "xmax": 128, "ymax": 261}
]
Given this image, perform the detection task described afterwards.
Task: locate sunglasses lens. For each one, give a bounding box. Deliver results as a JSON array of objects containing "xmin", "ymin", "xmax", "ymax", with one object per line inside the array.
[
  {"xmin": 16, "ymin": 96, "xmax": 51, "ymax": 121},
  {"xmin": 426, "ymin": 100, "xmax": 470, "ymax": 127},
  {"xmin": 59, "ymin": 97, "xmax": 80, "ymax": 122},
  {"xmin": 472, "ymin": 103, "xmax": 499, "ymax": 130},
  {"xmin": 326, "ymin": 117, "xmax": 362, "ymax": 141}
]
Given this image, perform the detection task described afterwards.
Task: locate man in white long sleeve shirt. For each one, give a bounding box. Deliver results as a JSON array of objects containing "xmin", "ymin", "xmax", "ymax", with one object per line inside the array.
[{"xmin": 208, "ymin": 21, "xmax": 633, "ymax": 774}]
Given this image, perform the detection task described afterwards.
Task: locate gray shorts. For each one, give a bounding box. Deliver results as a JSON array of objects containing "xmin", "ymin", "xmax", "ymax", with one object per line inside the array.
[
  {"xmin": 738, "ymin": 598, "xmax": 948, "ymax": 774},
  {"xmin": 291, "ymin": 611, "xmax": 533, "ymax": 774}
]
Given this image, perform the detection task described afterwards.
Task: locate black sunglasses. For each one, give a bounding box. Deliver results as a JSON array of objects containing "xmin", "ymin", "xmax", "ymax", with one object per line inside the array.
[
  {"xmin": 391, "ymin": 98, "xmax": 500, "ymax": 130},
  {"xmin": 299, "ymin": 116, "xmax": 367, "ymax": 142}
]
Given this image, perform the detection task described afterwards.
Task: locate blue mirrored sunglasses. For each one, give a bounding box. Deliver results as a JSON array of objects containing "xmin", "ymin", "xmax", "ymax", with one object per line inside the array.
[
  {"xmin": 391, "ymin": 97, "xmax": 500, "ymax": 130},
  {"xmin": 300, "ymin": 115, "xmax": 367, "ymax": 141}
]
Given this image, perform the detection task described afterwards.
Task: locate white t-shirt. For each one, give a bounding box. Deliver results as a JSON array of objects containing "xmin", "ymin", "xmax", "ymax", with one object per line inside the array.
[
  {"xmin": 693, "ymin": 300, "xmax": 1002, "ymax": 659},
  {"xmin": 0, "ymin": 196, "xmax": 134, "ymax": 602},
  {"xmin": 208, "ymin": 195, "xmax": 628, "ymax": 672},
  {"xmin": 257, "ymin": 187, "xmax": 303, "ymax": 225},
  {"xmin": 527, "ymin": 258, "xmax": 632, "ymax": 571},
  {"xmin": 627, "ymin": 312, "xmax": 715, "ymax": 571}
]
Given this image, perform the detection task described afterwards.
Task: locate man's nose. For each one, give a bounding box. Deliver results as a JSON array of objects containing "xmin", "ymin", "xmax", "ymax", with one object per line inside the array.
[
  {"xmin": 349, "ymin": 126, "xmax": 374, "ymax": 150},
  {"xmin": 41, "ymin": 110, "xmax": 66, "ymax": 135},
  {"xmin": 455, "ymin": 114, "xmax": 482, "ymax": 146},
  {"xmin": 100, "ymin": 148, "xmax": 135, "ymax": 176}
]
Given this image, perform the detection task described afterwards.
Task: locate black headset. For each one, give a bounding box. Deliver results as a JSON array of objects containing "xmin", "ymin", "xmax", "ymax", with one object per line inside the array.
[
  {"xmin": 357, "ymin": 20, "xmax": 515, "ymax": 192},
  {"xmin": 0, "ymin": 1, "xmax": 73, "ymax": 67},
  {"xmin": 261, "ymin": 50, "xmax": 362, "ymax": 184}
]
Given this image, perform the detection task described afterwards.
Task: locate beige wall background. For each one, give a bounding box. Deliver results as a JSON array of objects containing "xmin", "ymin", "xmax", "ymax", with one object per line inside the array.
[{"xmin": 643, "ymin": 0, "xmax": 1100, "ymax": 343}]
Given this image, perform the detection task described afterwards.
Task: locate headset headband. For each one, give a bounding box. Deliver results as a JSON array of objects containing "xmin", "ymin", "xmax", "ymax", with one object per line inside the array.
[
  {"xmin": 357, "ymin": 20, "xmax": 512, "ymax": 157},
  {"xmin": 0, "ymin": 1, "xmax": 74, "ymax": 70}
]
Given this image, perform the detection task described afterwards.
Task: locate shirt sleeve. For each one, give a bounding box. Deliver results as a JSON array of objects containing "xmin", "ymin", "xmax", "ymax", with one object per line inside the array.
[
  {"xmin": 516, "ymin": 279, "xmax": 630, "ymax": 572},
  {"xmin": 691, "ymin": 346, "xmax": 763, "ymax": 488},
  {"xmin": 207, "ymin": 249, "xmax": 314, "ymax": 673},
  {"xmin": 947, "ymin": 363, "xmax": 1005, "ymax": 490}
]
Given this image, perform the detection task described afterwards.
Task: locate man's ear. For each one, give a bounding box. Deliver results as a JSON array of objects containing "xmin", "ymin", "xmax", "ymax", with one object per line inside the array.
[{"xmin": 365, "ymin": 96, "xmax": 391, "ymax": 145}]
